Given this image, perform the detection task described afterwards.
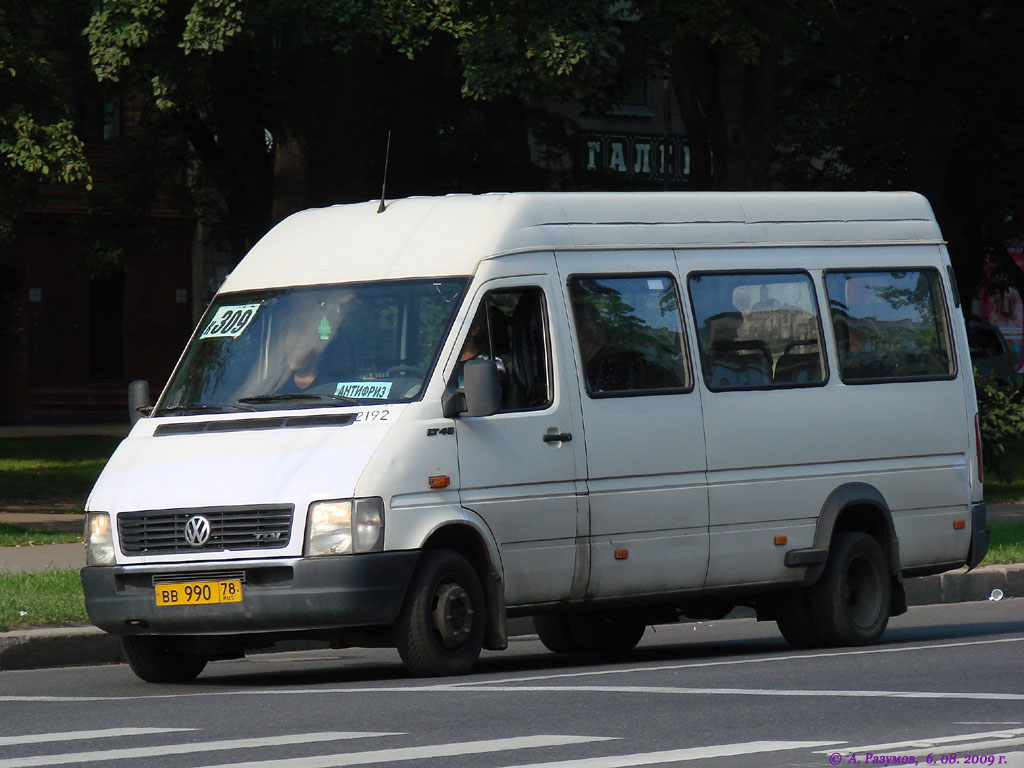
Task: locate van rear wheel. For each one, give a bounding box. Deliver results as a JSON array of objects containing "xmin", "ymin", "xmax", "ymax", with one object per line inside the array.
[
  {"xmin": 395, "ymin": 549, "xmax": 485, "ymax": 677},
  {"xmin": 120, "ymin": 636, "xmax": 207, "ymax": 683},
  {"xmin": 569, "ymin": 612, "xmax": 646, "ymax": 654},
  {"xmin": 808, "ymin": 532, "xmax": 891, "ymax": 646},
  {"xmin": 533, "ymin": 613, "xmax": 583, "ymax": 653}
]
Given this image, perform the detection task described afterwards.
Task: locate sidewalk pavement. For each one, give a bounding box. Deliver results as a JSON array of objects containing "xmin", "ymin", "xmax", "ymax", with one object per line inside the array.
[{"xmin": 1, "ymin": 504, "xmax": 1021, "ymax": 671}]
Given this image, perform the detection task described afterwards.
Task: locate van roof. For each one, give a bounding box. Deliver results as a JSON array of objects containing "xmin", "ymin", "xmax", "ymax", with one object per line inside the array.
[{"xmin": 220, "ymin": 191, "xmax": 943, "ymax": 292}]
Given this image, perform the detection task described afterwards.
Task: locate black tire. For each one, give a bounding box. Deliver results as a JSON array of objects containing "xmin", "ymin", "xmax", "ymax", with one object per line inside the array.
[
  {"xmin": 775, "ymin": 591, "xmax": 823, "ymax": 649},
  {"xmin": 807, "ymin": 532, "xmax": 891, "ymax": 646},
  {"xmin": 120, "ymin": 636, "xmax": 207, "ymax": 683},
  {"xmin": 568, "ymin": 612, "xmax": 647, "ymax": 655},
  {"xmin": 533, "ymin": 613, "xmax": 583, "ymax": 654},
  {"xmin": 395, "ymin": 549, "xmax": 485, "ymax": 677}
]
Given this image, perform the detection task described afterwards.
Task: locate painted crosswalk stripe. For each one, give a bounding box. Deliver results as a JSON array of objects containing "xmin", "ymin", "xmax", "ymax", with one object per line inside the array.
[
  {"xmin": 498, "ymin": 740, "xmax": 844, "ymax": 767},
  {"xmin": 0, "ymin": 731, "xmax": 399, "ymax": 768},
  {"xmin": 188, "ymin": 735, "xmax": 614, "ymax": 768},
  {"xmin": 0, "ymin": 729, "xmax": 194, "ymax": 747},
  {"xmin": 816, "ymin": 727, "xmax": 1024, "ymax": 754}
]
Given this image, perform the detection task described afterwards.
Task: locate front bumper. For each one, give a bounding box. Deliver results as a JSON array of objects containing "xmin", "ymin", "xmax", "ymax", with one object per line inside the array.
[
  {"xmin": 81, "ymin": 551, "xmax": 419, "ymax": 635},
  {"xmin": 966, "ymin": 501, "xmax": 989, "ymax": 570}
]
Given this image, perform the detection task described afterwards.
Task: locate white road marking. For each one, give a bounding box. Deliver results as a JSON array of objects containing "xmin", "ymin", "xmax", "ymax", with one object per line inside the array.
[
  {"xmin": 0, "ymin": 731, "xmax": 399, "ymax": 768},
  {"xmin": 188, "ymin": 735, "xmax": 614, "ymax": 768},
  {"xmin": 453, "ymin": 637, "xmax": 1024, "ymax": 688},
  {"xmin": 0, "ymin": 728, "xmax": 193, "ymax": 746},
  {"xmin": 497, "ymin": 740, "xmax": 843, "ymax": 767},
  {"xmin": 389, "ymin": 684, "xmax": 1024, "ymax": 702},
  {"xmin": 2, "ymin": 680, "xmax": 1023, "ymax": 703},
  {"xmin": 817, "ymin": 727, "xmax": 1024, "ymax": 753}
]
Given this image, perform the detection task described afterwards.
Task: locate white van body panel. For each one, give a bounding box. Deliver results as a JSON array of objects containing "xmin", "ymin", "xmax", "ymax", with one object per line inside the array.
[
  {"xmin": 87, "ymin": 407, "xmax": 408, "ymax": 565},
  {"xmin": 217, "ymin": 192, "xmax": 944, "ymax": 296}
]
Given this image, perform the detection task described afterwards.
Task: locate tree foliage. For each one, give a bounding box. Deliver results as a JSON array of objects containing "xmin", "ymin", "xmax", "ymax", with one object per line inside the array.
[
  {"xmin": 0, "ymin": 1, "xmax": 92, "ymax": 239},
  {"xmin": 975, "ymin": 372, "xmax": 1024, "ymax": 481}
]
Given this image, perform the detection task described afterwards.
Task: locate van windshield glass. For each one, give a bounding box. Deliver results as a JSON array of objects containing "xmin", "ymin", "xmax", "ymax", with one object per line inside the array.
[{"xmin": 157, "ymin": 278, "xmax": 468, "ymax": 414}]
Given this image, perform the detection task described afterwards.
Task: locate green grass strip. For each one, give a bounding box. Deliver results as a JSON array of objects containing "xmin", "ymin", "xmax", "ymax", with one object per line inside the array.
[
  {"xmin": 984, "ymin": 521, "xmax": 1024, "ymax": 565},
  {"xmin": 0, "ymin": 570, "xmax": 88, "ymax": 631},
  {"xmin": 0, "ymin": 523, "xmax": 83, "ymax": 547},
  {"xmin": 0, "ymin": 436, "xmax": 121, "ymax": 502}
]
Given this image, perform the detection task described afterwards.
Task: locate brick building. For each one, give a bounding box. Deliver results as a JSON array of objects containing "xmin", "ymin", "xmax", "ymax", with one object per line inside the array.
[{"xmin": 0, "ymin": 110, "xmax": 197, "ymax": 424}]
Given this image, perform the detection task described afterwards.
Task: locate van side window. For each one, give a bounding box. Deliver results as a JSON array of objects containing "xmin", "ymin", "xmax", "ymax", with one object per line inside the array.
[
  {"xmin": 568, "ymin": 275, "xmax": 691, "ymax": 397},
  {"xmin": 689, "ymin": 272, "xmax": 827, "ymax": 391},
  {"xmin": 824, "ymin": 269, "xmax": 955, "ymax": 382},
  {"xmin": 451, "ymin": 287, "xmax": 551, "ymax": 410}
]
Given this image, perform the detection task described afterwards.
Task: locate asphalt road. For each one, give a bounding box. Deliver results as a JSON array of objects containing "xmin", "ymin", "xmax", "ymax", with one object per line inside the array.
[{"xmin": 1, "ymin": 600, "xmax": 1021, "ymax": 768}]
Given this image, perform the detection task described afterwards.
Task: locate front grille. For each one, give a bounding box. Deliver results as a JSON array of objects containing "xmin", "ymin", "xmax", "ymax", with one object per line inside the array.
[{"xmin": 118, "ymin": 506, "xmax": 293, "ymax": 554}]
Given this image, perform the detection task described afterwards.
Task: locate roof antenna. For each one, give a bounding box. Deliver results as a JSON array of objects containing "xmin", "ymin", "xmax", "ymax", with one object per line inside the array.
[{"xmin": 377, "ymin": 131, "xmax": 391, "ymax": 214}]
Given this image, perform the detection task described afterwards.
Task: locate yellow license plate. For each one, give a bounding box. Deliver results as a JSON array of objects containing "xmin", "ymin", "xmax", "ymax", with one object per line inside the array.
[{"xmin": 154, "ymin": 580, "xmax": 243, "ymax": 607}]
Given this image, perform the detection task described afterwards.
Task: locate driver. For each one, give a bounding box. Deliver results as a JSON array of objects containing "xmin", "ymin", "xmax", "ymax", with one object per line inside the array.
[{"xmin": 274, "ymin": 301, "xmax": 341, "ymax": 393}]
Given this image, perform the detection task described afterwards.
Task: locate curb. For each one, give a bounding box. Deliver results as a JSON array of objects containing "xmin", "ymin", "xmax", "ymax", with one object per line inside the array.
[{"xmin": 2, "ymin": 563, "xmax": 1021, "ymax": 672}]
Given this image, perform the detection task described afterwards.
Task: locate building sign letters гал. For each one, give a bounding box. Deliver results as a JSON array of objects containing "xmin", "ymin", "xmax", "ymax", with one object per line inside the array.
[{"xmin": 584, "ymin": 133, "xmax": 691, "ymax": 182}]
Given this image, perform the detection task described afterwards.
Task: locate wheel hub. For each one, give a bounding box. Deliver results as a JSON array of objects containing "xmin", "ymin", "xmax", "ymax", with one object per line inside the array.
[{"xmin": 432, "ymin": 582, "xmax": 474, "ymax": 650}]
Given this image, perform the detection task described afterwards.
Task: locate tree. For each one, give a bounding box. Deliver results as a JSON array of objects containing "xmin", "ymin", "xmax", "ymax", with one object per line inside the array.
[
  {"xmin": 83, "ymin": 0, "xmax": 614, "ymax": 259},
  {"xmin": 778, "ymin": 0, "xmax": 1024, "ymax": 306},
  {"xmin": 0, "ymin": 1, "xmax": 92, "ymax": 240}
]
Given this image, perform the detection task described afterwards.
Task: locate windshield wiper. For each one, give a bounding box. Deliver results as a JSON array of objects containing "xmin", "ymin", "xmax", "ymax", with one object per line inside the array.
[
  {"xmin": 159, "ymin": 403, "xmax": 256, "ymax": 414},
  {"xmin": 238, "ymin": 393, "xmax": 360, "ymax": 406}
]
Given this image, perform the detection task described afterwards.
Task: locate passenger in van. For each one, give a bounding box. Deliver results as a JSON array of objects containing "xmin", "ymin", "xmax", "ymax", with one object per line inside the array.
[
  {"xmin": 575, "ymin": 301, "xmax": 647, "ymax": 393},
  {"xmin": 702, "ymin": 311, "xmax": 772, "ymax": 387}
]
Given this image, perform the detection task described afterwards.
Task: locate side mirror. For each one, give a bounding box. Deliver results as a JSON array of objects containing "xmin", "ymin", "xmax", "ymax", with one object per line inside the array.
[
  {"xmin": 463, "ymin": 359, "xmax": 502, "ymax": 417},
  {"xmin": 128, "ymin": 379, "xmax": 152, "ymax": 425}
]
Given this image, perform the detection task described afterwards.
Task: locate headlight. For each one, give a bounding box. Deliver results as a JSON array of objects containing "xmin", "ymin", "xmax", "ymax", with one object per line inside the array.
[
  {"xmin": 85, "ymin": 512, "xmax": 115, "ymax": 566},
  {"xmin": 305, "ymin": 498, "xmax": 384, "ymax": 556}
]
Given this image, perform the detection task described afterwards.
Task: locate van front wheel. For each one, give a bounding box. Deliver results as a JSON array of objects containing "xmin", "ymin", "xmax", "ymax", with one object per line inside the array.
[
  {"xmin": 395, "ymin": 549, "xmax": 485, "ymax": 677},
  {"xmin": 120, "ymin": 636, "xmax": 207, "ymax": 683},
  {"xmin": 808, "ymin": 532, "xmax": 891, "ymax": 646}
]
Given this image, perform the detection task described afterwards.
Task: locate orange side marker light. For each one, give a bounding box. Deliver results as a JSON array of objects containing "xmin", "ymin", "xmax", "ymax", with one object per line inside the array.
[
  {"xmin": 774, "ymin": 536, "xmax": 788, "ymax": 546},
  {"xmin": 614, "ymin": 549, "xmax": 629, "ymax": 560},
  {"xmin": 428, "ymin": 475, "xmax": 450, "ymax": 489},
  {"xmin": 953, "ymin": 519, "xmax": 966, "ymax": 530}
]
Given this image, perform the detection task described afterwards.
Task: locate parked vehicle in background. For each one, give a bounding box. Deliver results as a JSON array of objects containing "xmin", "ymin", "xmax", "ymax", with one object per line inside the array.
[
  {"xmin": 968, "ymin": 317, "xmax": 1020, "ymax": 386},
  {"xmin": 81, "ymin": 191, "xmax": 988, "ymax": 682}
]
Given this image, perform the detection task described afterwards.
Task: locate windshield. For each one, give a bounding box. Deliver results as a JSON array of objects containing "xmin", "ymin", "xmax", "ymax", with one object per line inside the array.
[{"xmin": 157, "ymin": 278, "xmax": 468, "ymax": 414}]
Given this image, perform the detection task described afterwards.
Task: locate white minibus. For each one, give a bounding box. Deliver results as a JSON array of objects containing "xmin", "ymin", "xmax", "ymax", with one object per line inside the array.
[{"xmin": 81, "ymin": 192, "xmax": 988, "ymax": 681}]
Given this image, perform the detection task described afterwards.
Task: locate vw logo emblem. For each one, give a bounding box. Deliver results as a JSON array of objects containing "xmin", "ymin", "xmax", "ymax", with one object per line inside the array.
[{"xmin": 184, "ymin": 515, "xmax": 212, "ymax": 548}]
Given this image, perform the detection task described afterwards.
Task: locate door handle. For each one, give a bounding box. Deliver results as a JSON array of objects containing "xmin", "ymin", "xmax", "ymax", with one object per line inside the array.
[{"xmin": 543, "ymin": 432, "xmax": 572, "ymax": 443}]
